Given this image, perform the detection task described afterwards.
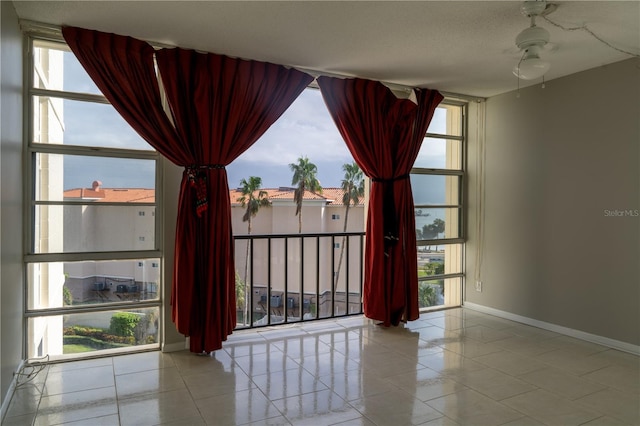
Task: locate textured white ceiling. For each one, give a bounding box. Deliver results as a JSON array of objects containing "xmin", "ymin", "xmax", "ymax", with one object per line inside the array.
[{"xmin": 12, "ymin": 1, "xmax": 640, "ymax": 97}]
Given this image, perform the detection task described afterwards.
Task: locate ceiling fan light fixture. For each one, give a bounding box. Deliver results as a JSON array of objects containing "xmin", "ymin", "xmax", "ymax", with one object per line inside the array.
[{"xmin": 513, "ymin": 48, "xmax": 551, "ymax": 80}]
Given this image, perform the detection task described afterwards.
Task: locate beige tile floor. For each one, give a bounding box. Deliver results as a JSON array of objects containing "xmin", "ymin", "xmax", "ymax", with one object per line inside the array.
[{"xmin": 2, "ymin": 308, "xmax": 639, "ymax": 425}]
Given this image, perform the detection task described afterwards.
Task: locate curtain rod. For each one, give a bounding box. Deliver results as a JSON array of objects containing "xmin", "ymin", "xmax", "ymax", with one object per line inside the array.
[{"xmin": 20, "ymin": 19, "xmax": 486, "ymax": 103}]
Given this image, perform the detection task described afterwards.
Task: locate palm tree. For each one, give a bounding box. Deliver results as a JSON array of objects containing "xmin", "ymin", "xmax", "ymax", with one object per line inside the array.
[
  {"xmin": 334, "ymin": 162, "xmax": 365, "ymax": 290},
  {"xmin": 289, "ymin": 156, "xmax": 322, "ymax": 233},
  {"xmin": 237, "ymin": 176, "xmax": 270, "ymax": 323}
]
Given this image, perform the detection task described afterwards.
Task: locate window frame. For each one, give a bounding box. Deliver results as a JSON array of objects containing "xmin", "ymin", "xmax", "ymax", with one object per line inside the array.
[
  {"xmin": 412, "ymin": 99, "xmax": 467, "ymax": 307},
  {"xmin": 23, "ymin": 33, "xmax": 164, "ymax": 359}
]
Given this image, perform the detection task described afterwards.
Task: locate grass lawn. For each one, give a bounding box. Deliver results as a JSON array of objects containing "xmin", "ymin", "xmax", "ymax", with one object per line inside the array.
[{"xmin": 63, "ymin": 344, "xmax": 95, "ymax": 354}]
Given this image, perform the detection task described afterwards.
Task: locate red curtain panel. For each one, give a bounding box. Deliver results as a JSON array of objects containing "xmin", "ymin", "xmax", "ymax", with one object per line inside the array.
[
  {"xmin": 317, "ymin": 76, "xmax": 443, "ymax": 326},
  {"xmin": 63, "ymin": 26, "xmax": 312, "ymax": 352}
]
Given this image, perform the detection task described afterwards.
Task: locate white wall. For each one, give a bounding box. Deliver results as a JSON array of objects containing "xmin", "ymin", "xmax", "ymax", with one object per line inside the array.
[
  {"xmin": 467, "ymin": 58, "xmax": 640, "ymax": 346},
  {"xmin": 1, "ymin": 0, "xmax": 25, "ymax": 408}
]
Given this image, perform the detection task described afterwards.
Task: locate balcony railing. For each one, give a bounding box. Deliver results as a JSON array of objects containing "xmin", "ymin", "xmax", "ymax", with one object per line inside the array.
[{"xmin": 233, "ymin": 232, "xmax": 366, "ymax": 329}]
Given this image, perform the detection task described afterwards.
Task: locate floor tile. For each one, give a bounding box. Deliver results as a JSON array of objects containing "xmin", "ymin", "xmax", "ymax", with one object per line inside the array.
[
  {"xmin": 234, "ymin": 348, "xmax": 301, "ymax": 377},
  {"xmin": 574, "ymin": 387, "xmax": 640, "ymax": 425},
  {"xmin": 534, "ymin": 348, "xmax": 612, "ymax": 375},
  {"xmin": 438, "ymin": 339, "xmax": 503, "ymax": 359},
  {"xmin": 3, "ymin": 384, "xmax": 42, "ymax": 418},
  {"xmin": 183, "ymin": 362, "xmax": 255, "ymax": 400},
  {"xmin": 272, "ymin": 389, "xmax": 361, "ymax": 426},
  {"xmin": 360, "ymin": 350, "xmax": 425, "ymax": 378},
  {"xmin": 113, "ymin": 350, "xmax": 175, "ymax": 375},
  {"xmin": 328, "ymin": 416, "xmax": 377, "ymax": 426},
  {"xmin": 195, "ymin": 387, "xmax": 282, "ymax": 425},
  {"xmin": 458, "ymin": 324, "xmax": 516, "ymax": 343},
  {"xmin": 1, "ymin": 413, "xmax": 37, "ymax": 426},
  {"xmin": 115, "ymin": 366, "xmax": 186, "ymax": 399},
  {"xmin": 298, "ymin": 351, "xmax": 360, "ymax": 377},
  {"xmin": 580, "ymin": 415, "xmax": 634, "ymax": 426},
  {"xmin": 351, "ymin": 388, "xmax": 443, "ymax": 425},
  {"xmin": 417, "ymin": 349, "xmax": 487, "ymax": 376},
  {"xmin": 252, "ymin": 365, "xmax": 329, "ymax": 400},
  {"xmin": 494, "ymin": 335, "xmax": 559, "ymax": 357},
  {"xmin": 545, "ymin": 336, "xmax": 610, "ymax": 357},
  {"xmin": 499, "ymin": 416, "xmax": 545, "ymax": 426},
  {"xmin": 5, "ymin": 310, "xmax": 639, "ymax": 426},
  {"xmin": 502, "ymin": 389, "xmax": 600, "ymax": 426},
  {"xmin": 47, "ymin": 358, "xmax": 112, "ymax": 374},
  {"xmin": 474, "ymin": 350, "xmax": 547, "ymax": 376},
  {"xmin": 58, "ymin": 414, "xmax": 121, "ymax": 425},
  {"xmin": 580, "ymin": 363, "xmax": 640, "ymax": 394},
  {"xmin": 34, "ymin": 387, "xmax": 118, "ymax": 425},
  {"xmin": 416, "ymin": 415, "xmax": 461, "ymax": 426},
  {"xmin": 426, "ymin": 388, "xmax": 522, "ymax": 425},
  {"xmin": 384, "ymin": 367, "xmax": 464, "ymax": 402},
  {"xmin": 518, "ymin": 366, "xmax": 606, "ymax": 400},
  {"xmin": 117, "ymin": 388, "xmax": 200, "ymax": 426},
  {"xmin": 319, "ymin": 368, "xmax": 398, "ymax": 402},
  {"xmin": 449, "ymin": 366, "xmax": 536, "ymax": 401},
  {"xmin": 42, "ymin": 365, "xmax": 115, "ymax": 396}
]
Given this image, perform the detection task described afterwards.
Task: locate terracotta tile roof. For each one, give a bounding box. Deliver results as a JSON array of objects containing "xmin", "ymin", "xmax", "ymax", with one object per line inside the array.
[
  {"xmin": 64, "ymin": 188, "xmax": 155, "ymax": 203},
  {"xmin": 230, "ymin": 187, "xmax": 363, "ymax": 206},
  {"xmin": 63, "ymin": 186, "xmax": 363, "ymax": 205}
]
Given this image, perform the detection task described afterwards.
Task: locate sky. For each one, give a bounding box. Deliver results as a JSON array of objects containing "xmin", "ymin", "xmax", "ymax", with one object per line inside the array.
[{"xmin": 60, "ymin": 49, "xmax": 448, "ymax": 203}]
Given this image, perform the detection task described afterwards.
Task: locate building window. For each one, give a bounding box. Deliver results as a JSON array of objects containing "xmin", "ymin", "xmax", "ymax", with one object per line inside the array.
[
  {"xmin": 334, "ymin": 242, "xmax": 340, "ymax": 249},
  {"xmin": 412, "ymin": 101, "xmax": 465, "ymax": 310},
  {"xmin": 331, "ymin": 214, "xmax": 340, "ymax": 220},
  {"xmin": 25, "ymin": 36, "xmax": 161, "ymax": 360}
]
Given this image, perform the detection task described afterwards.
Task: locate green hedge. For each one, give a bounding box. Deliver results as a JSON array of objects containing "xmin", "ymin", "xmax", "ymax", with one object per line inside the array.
[
  {"xmin": 63, "ymin": 335, "xmax": 132, "ymax": 350},
  {"xmin": 64, "ymin": 325, "xmax": 134, "ymax": 345},
  {"xmin": 109, "ymin": 312, "xmax": 141, "ymax": 337}
]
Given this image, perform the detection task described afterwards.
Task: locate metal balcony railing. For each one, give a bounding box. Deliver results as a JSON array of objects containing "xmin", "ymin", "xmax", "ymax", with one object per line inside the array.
[{"xmin": 233, "ymin": 232, "xmax": 365, "ymax": 329}]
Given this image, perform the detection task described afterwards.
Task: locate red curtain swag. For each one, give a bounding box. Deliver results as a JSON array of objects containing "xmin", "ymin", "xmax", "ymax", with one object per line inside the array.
[
  {"xmin": 317, "ymin": 76, "xmax": 443, "ymax": 326},
  {"xmin": 63, "ymin": 26, "xmax": 313, "ymax": 352}
]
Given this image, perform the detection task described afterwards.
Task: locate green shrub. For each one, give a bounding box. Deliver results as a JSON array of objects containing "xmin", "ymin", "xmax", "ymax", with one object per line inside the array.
[
  {"xmin": 63, "ymin": 325, "xmax": 134, "ymax": 345},
  {"xmin": 109, "ymin": 313, "xmax": 141, "ymax": 338}
]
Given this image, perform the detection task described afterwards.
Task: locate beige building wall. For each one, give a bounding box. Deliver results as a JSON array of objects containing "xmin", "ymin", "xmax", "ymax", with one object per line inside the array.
[
  {"xmin": 466, "ymin": 58, "xmax": 640, "ymax": 347},
  {"xmin": 232, "ymin": 197, "xmax": 365, "ymax": 318}
]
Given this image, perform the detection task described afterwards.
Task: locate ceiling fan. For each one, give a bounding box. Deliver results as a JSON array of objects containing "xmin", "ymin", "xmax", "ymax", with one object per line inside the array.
[{"xmin": 513, "ymin": 0, "xmax": 557, "ymax": 80}]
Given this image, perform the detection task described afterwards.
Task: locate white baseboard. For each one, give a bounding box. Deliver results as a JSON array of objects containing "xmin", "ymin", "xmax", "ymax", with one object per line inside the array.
[
  {"xmin": 161, "ymin": 340, "xmax": 187, "ymax": 352},
  {"xmin": 463, "ymin": 302, "xmax": 640, "ymax": 356},
  {"xmin": 1, "ymin": 359, "xmax": 26, "ymax": 422}
]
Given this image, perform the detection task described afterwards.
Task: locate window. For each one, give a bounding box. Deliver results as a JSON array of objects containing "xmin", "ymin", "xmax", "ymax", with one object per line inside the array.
[
  {"xmin": 412, "ymin": 102, "xmax": 465, "ymax": 310},
  {"xmin": 331, "ymin": 214, "xmax": 340, "ymax": 220},
  {"xmin": 25, "ymin": 37, "xmax": 161, "ymax": 360}
]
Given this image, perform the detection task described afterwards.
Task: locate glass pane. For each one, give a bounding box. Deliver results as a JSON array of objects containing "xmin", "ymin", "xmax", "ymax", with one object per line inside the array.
[
  {"xmin": 33, "ymin": 40, "xmax": 102, "ymax": 95},
  {"xmin": 27, "ymin": 307, "xmax": 160, "ymax": 359},
  {"xmin": 414, "ymin": 138, "xmax": 462, "ymax": 170},
  {"xmin": 227, "ymin": 87, "xmax": 353, "ymax": 189},
  {"xmin": 418, "ymin": 277, "xmax": 462, "ymax": 310},
  {"xmin": 34, "ymin": 205, "xmax": 155, "ymax": 253},
  {"xmin": 410, "ymin": 174, "xmax": 460, "ymax": 206},
  {"xmin": 34, "ymin": 153, "xmax": 155, "ymax": 198},
  {"xmin": 417, "ymin": 244, "xmax": 463, "ymax": 277},
  {"xmin": 27, "ymin": 260, "xmax": 160, "ymax": 310},
  {"xmin": 426, "ymin": 104, "xmax": 462, "ymax": 137},
  {"xmin": 415, "ymin": 208, "xmax": 460, "ymax": 240},
  {"xmin": 32, "ymin": 96, "xmax": 153, "ymax": 150}
]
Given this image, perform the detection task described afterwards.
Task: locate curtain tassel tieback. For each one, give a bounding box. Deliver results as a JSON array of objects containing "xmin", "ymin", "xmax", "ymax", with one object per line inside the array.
[
  {"xmin": 186, "ymin": 165, "xmax": 225, "ymax": 217},
  {"xmin": 371, "ymin": 174, "xmax": 410, "ymax": 256}
]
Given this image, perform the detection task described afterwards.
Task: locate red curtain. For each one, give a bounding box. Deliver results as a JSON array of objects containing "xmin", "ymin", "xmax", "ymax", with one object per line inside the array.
[
  {"xmin": 317, "ymin": 76, "xmax": 443, "ymax": 326},
  {"xmin": 63, "ymin": 27, "xmax": 312, "ymax": 352}
]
